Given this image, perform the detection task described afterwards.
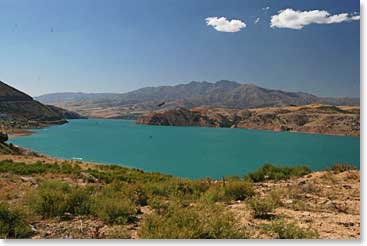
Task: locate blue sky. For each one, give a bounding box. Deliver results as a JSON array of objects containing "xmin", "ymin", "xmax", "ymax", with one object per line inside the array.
[{"xmin": 0, "ymin": 0, "xmax": 360, "ymax": 97}]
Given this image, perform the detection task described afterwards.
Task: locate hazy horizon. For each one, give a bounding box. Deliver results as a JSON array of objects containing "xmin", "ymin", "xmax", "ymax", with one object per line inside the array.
[{"xmin": 0, "ymin": 0, "xmax": 360, "ymax": 98}]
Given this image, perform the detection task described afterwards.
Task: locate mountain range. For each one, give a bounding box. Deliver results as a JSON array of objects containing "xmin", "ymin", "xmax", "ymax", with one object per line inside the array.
[{"xmin": 35, "ymin": 80, "xmax": 359, "ymax": 119}]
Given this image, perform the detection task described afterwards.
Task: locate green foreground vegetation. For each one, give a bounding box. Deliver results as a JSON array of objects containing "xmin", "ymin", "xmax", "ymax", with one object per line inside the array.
[{"xmin": 0, "ymin": 160, "xmax": 356, "ymax": 239}]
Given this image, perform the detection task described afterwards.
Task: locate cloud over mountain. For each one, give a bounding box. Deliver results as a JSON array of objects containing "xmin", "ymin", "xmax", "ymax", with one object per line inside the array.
[
  {"xmin": 271, "ymin": 8, "xmax": 360, "ymax": 30},
  {"xmin": 206, "ymin": 17, "xmax": 246, "ymax": 32}
]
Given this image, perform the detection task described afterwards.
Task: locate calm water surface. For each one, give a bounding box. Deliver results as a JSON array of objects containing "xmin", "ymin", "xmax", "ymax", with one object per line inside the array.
[{"xmin": 10, "ymin": 119, "xmax": 360, "ymax": 179}]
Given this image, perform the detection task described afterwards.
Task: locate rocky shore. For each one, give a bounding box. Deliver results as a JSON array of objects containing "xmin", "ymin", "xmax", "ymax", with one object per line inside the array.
[{"xmin": 136, "ymin": 104, "xmax": 360, "ymax": 136}]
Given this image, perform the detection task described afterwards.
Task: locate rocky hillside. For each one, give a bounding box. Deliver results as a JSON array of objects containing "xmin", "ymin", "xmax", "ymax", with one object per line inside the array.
[
  {"xmin": 35, "ymin": 81, "xmax": 359, "ymax": 119},
  {"xmin": 0, "ymin": 81, "xmax": 83, "ymax": 122},
  {"xmin": 136, "ymin": 104, "xmax": 360, "ymax": 136}
]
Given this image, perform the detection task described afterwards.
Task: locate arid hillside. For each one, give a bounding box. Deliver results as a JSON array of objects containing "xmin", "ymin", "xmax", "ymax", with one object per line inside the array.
[
  {"xmin": 137, "ymin": 104, "xmax": 360, "ymax": 136},
  {"xmin": 0, "ymin": 155, "xmax": 360, "ymax": 239}
]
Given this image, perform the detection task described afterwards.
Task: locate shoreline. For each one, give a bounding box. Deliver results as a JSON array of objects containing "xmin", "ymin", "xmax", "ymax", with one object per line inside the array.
[
  {"xmin": 12, "ymin": 117, "xmax": 359, "ymax": 138},
  {"xmin": 7, "ymin": 129, "xmax": 35, "ymax": 139}
]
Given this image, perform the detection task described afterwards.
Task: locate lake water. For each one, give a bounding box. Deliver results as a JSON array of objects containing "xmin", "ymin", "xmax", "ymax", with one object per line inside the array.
[{"xmin": 10, "ymin": 119, "xmax": 360, "ymax": 179}]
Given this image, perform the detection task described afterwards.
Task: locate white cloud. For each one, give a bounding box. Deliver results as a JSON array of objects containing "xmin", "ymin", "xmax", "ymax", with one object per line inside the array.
[
  {"xmin": 205, "ymin": 17, "xmax": 246, "ymax": 32},
  {"xmin": 262, "ymin": 6, "xmax": 270, "ymax": 11},
  {"xmin": 351, "ymin": 15, "xmax": 360, "ymax": 21},
  {"xmin": 254, "ymin": 17, "xmax": 260, "ymax": 24},
  {"xmin": 271, "ymin": 8, "xmax": 360, "ymax": 30}
]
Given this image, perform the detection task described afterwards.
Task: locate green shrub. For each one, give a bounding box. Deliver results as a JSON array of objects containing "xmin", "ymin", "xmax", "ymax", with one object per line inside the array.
[
  {"xmin": 90, "ymin": 183, "xmax": 137, "ymax": 225},
  {"xmin": 264, "ymin": 220, "xmax": 319, "ymax": 239},
  {"xmin": 245, "ymin": 164, "xmax": 311, "ymax": 182},
  {"xmin": 249, "ymin": 196, "xmax": 278, "ymax": 219},
  {"xmin": 0, "ymin": 160, "xmax": 82, "ymax": 176},
  {"xmin": 29, "ymin": 181, "xmax": 92, "ymax": 218},
  {"xmin": 223, "ymin": 181, "xmax": 255, "ymax": 201},
  {"xmin": 201, "ymin": 181, "xmax": 254, "ymax": 203},
  {"xmin": 0, "ymin": 203, "xmax": 33, "ymax": 239},
  {"xmin": 123, "ymin": 184, "xmax": 148, "ymax": 206},
  {"xmin": 139, "ymin": 202, "xmax": 245, "ymax": 239},
  {"xmin": 200, "ymin": 186, "xmax": 226, "ymax": 203},
  {"xmin": 29, "ymin": 181, "xmax": 70, "ymax": 218},
  {"xmin": 92, "ymin": 197, "xmax": 136, "ymax": 225},
  {"xmin": 66, "ymin": 187, "xmax": 93, "ymax": 215}
]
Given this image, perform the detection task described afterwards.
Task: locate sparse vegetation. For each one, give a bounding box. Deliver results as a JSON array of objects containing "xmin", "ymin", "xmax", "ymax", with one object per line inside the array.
[
  {"xmin": 139, "ymin": 202, "xmax": 245, "ymax": 239},
  {"xmin": 0, "ymin": 203, "xmax": 33, "ymax": 239},
  {"xmin": 330, "ymin": 163, "xmax": 356, "ymax": 173},
  {"xmin": 0, "ymin": 159, "xmax": 359, "ymax": 239},
  {"xmin": 245, "ymin": 163, "xmax": 311, "ymax": 182},
  {"xmin": 262, "ymin": 220, "xmax": 319, "ymax": 239}
]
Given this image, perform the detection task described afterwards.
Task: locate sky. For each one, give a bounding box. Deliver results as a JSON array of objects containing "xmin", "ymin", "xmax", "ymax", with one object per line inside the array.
[{"xmin": 0, "ymin": 0, "xmax": 360, "ymax": 97}]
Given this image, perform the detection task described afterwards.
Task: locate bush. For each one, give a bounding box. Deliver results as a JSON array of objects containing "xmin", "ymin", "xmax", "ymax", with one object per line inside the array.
[
  {"xmin": 139, "ymin": 202, "xmax": 245, "ymax": 239},
  {"xmin": 91, "ymin": 184, "xmax": 137, "ymax": 225},
  {"xmin": 201, "ymin": 186, "xmax": 226, "ymax": 203},
  {"xmin": 92, "ymin": 197, "xmax": 136, "ymax": 225},
  {"xmin": 66, "ymin": 188, "xmax": 93, "ymax": 215},
  {"xmin": 123, "ymin": 184, "xmax": 148, "ymax": 206},
  {"xmin": 29, "ymin": 181, "xmax": 70, "ymax": 218},
  {"xmin": 249, "ymin": 195, "xmax": 279, "ymax": 219},
  {"xmin": 29, "ymin": 181, "xmax": 92, "ymax": 218},
  {"xmin": 265, "ymin": 220, "xmax": 319, "ymax": 239},
  {"xmin": 0, "ymin": 203, "xmax": 33, "ymax": 239},
  {"xmin": 245, "ymin": 164, "xmax": 311, "ymax": 182},
  {"xmin": 330, "ymin": 163, "xmax": 356, "ymax": 173},
  {"xmin": 201, "ymin": 181, "xmax": 254, "ymax": 203},
  {"xmin": 224, "ymin": 181, "xmax": 255, "ymax": 201}
]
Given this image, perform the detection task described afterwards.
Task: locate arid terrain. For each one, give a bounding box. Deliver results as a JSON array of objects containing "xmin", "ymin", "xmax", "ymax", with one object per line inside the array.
[
  {"xmin": 0, "ymin": 155, "xmax": 360, "ymax": 239},
  {"xmin": 137, "ymin": 104, "xmax": 360, "ymax": 136}
]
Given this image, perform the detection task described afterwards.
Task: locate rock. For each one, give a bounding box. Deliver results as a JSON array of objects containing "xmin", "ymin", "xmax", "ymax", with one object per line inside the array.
[
  {"xmin": 80, "ymin": 172, "xmax": 99, "ymax": 183},
  {"xmin": 20, "ymin": 176, "xmax": 37, "ymax": 185},
  {"xmin": 0, "ymin": 132, "xmax": 8, "ymax": 142},
  {"xmin": 343, "ymin": 185, "xmax": 352, "ymax": 189}
]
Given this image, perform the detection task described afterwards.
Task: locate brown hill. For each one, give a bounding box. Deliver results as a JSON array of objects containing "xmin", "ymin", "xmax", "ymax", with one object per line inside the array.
[
  {"xmin": 0, "ymin": 80, "xmax": 84, "ymax": 122},
  {"xmin": 136, "ymin": 104, "xmax": 360, "ymax": 136}
]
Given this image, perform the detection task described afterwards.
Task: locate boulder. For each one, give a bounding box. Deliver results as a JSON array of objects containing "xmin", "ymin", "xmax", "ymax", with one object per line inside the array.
[{"xmin": 0, "ymin": 132, "xmax": 8, "ymax": 142}]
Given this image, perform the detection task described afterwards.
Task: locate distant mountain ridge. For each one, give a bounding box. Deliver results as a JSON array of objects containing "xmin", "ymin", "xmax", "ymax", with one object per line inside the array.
[{"xmin": 35, "ymin": 80, "xmax": 359, "ymax": 118}]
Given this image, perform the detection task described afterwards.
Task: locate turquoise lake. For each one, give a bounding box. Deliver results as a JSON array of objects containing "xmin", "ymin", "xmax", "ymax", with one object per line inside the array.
[{"xmin": 10, "ymin": 119, "xmax": 360, "ymax": 179}]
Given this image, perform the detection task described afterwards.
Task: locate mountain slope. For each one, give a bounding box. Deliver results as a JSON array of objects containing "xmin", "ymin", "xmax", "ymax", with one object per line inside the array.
[
  {"xmin": 0, "ymin": 81, "xmax": 33, "ymax": 102},
  {"xmin": 0, "ymin": 80, "xmax": 83, "ymax": 122},
  {"xmin": 35, "ymin": 81, "xmax": 359, "ymax": 119}
]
